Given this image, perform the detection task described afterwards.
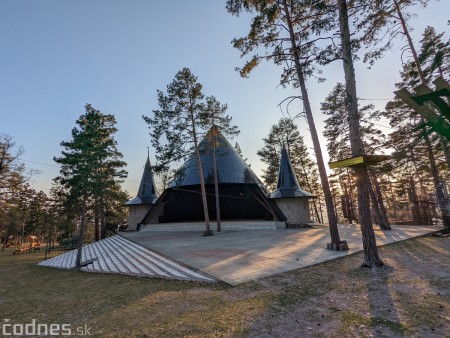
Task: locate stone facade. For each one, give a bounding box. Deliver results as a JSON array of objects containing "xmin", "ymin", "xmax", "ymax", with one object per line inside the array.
[
  {"xmin": 145, "ymin": 203, "xmax": 165, "ymax": 224},
  {"xmin": 127, "ymin": 205, "xmax": 152, "ymax": 231},
  {"xmin": 274, "ymin": 198, "xmax": 311, "ymax": 227}
]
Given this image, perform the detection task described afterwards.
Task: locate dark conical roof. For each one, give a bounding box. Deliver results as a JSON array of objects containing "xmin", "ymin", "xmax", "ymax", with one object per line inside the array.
[
  {"xmin": 269, "ymin": 144, "xmax": 315, "ymax": 199},
  {"xmin": 168, "ymin": 127, "xmax": 268, "ymax": 193},
  {"xmin": 125, "ymin": 155, "xmax": 159, "ymax": 205}
]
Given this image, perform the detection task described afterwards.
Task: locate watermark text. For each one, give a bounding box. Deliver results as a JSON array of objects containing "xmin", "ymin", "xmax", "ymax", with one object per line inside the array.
[{"xmin": 2, "ymin": 319, "xmax": 92, "ymax": 336}]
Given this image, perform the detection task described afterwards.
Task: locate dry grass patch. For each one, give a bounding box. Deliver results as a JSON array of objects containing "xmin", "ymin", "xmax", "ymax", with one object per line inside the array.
[{"xmin": 1, "ymin": 235, "xmax": 449, "ymax": 337}]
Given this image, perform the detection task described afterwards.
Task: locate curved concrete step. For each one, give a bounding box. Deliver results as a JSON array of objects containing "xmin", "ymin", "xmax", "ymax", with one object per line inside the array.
[
  {"xmin": 38, "ymin": 235, "xmax": 215, "ymax": 283},
  {"xmin": 112, "ymin": 235, "xmax": 213, "ymax": 281}
]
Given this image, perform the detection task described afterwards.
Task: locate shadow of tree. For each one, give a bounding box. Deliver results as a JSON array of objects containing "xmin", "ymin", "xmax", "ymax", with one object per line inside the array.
[{"xmin": 365, "ymin": 265, "xmax": 409, "ymax": 336}]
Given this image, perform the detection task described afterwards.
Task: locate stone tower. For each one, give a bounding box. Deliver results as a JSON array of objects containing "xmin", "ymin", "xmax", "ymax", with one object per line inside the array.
[
  {"xmin": 269, "ymin": 144, "xmax": 315, "ymax": 227},
  {"xmin": 125, "ymin": 154, "xmax": 159, "ymax": 230}
]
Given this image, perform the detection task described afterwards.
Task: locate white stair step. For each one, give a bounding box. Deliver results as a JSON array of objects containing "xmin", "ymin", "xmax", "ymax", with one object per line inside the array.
[
  {"xmin": 114, "ymin": 236, "xmax": 214, "ymax": 281},
  {"xmin": 108, "ymin": 236, "xmax": 171, "ymax": 277},
  {"xmin": 100, "ymin": 237, "xmax": 141, "ymax": 275},
  {"xmin": 38, "ymin": 235, "xmax": 215, "ymax": 283},
  {"xmin": 115, "ymin": 236, "xmax": 214, "ymax": 281},
  {"xmin": 95, "ymin": 240, "xmax": 121, "ymax": 273}
]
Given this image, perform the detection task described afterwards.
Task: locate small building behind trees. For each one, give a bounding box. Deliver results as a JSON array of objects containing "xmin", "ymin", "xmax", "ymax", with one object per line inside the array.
[
  {"xmin": 125, "ymin": 155, "xmax": 159, "ymax": 230},
  {"xmin": 269, "ymin": 145, "xmax": 315, "ymax": 227}
]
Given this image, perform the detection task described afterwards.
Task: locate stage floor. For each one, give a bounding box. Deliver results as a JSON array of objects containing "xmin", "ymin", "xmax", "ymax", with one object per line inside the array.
[{"xmin": 121, "ymin": 224, "xmax": 441, "ymax": 285}]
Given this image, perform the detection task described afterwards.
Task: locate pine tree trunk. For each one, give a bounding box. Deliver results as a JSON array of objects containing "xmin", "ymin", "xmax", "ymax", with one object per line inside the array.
[
  {"xmin": 371, "ymin": 173, "xmax": 391, "ymax": 230},
  {"xmin": 75, "ymin": 195, "xmax": 87, "ymax": 269},
  {"xmin": 438, "ymin": 135, "xmax": 450, "ymax": 170},
  {"xmin": 299, "ymin": 158, "xmax": 322, "ymax": 222},
  {"xmin": 368, "ymin": 182, "xmax": 383, "ymax": 226},
  {"xmin": 94, "ymin": 213, "xmax": 100, "ymax": 242},
  {"xmin": 345, "ymin": 171, "xmax": 359, "ymax": 224},
  {"xmin": 94, "ymin": 195, "xmax": 100, "ymax": 241},
  {"xmin": 338, "ymin": 0, "xmax": 382, "ymax": 266},
  {"xmin": 423, "ymin": 127, "xmax": 450, "ymax": 229},
  {"xmin": 100, "ymin": 207, "xmax": 106, "ymax": 239},
  {"xmin": 318, "ymin": 198, "xmax": 324, "ymax": 224},
  {"xmin": 282, "ymin": 0, "xmax": 341, "ymax": 246},
  {"xmin": 423, "ymin": 128, "xmax": 439, "ymax": 186},
  {"xmin": 311, "ymin": 198, "xmax": 322, "ymax": 223},
  {"xmin": 409, "ymin": 176, "xmax": 422, "ymax": 224},
  {"xmin": 2, "ymin": 228, "xmax": 9, "ymax": 251},
  {"xmin": 388, "ymin": 179, "xmax": 398, "ymax": 223},
  {"xmin": 332, "ymin": 193, "xmax": 339, "ymax": 222},
  {"xmin": 212, "ymin": 136, "xmax": 221, "ymax": 232},
  {"xmin": 342, "ymin": 182, "xmax": 352, "ymax": 223},
  {"xmin": 189, "ymin": 109, "xmax": 211, "ymax": 235},
  {"xmin": 355, "ymin": 166, "xmax": 383, "ymax": 267},
  {"xmin": 316, "ymin": 199, "xmax": 323, "ymax": 223},
  {"xmin": 409, "ymin": 149, "xmax": 426, "ymax": 192},
  {"xmin": 393, "ymin": 0, "xmax": 426, "ymax": 83}
]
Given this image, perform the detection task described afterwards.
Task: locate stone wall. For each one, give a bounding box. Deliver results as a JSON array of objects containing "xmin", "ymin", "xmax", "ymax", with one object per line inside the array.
[
  {"xmin": 127, "ymin": 205, "xmax": 152, "ymax": 230},
  {"xmin": 146, "ymin": 203, "xmax": 165, "ymax": 224},
  {"xmin": 275, "ymin": 198, "xmax": 311, "ymax": 227}
]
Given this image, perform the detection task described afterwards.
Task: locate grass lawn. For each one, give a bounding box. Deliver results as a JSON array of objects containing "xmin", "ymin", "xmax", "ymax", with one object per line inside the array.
[{"xmin": 0, "ymin": 235, "xmax": 449, "ymax": 337}]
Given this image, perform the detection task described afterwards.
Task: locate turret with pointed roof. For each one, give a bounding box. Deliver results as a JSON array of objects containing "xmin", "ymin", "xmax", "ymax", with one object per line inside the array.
[
  {"xmin": 126, "ymin": 155, "xmax": 159, "ymax": 206},
  {"xmin": 125, "ymin": 154, "xmax": 159, "ymax": 230},
  {"xmin": 269, "ymin": 144, "xmax": 314, "ymax": 227},
  {"xmin": 270, "ymin": 144, "xmax": 315, "ymax": 199}
]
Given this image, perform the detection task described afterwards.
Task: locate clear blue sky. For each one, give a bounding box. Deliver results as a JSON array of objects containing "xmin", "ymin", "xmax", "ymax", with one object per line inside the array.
[{"xmin": 1, "ymin": 0, "xmax": 448, "ymax": 196}]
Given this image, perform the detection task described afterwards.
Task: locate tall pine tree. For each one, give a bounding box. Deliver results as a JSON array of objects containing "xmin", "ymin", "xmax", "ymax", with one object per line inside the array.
[
  {"xmin": 143, "ymin": 68, "xmax": 214, "ymax": 235},
  {"xmin": 227, "ymin": 0, "xmax": 343, "ymax": 248},
  {"xmin": 322, "ymin": 83, "xmax": 390, "ymax": 230},
  {"xmin": 202, "ymin": 96, "xmax": 240, "ymax": 232},
  {"xmin": 257, "ymin": 118, "xmax": 323, "ymax": 222},
  {"xmin": 54, "ymin": 104, "xmax": 127, "ymax": 268},
  {"xmin": 336, "ymin": 0, "xmax": 384, "ymax": 267},
  {"xmin": 383, "ymin": 26, "xmax": 450, "ymax": 230}
]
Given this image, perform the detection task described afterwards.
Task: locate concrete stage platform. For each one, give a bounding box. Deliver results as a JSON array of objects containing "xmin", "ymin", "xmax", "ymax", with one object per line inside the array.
[
  {"xmin": 139, "ymin": 220, "xmax": 286, "ymax": 232},
  {"xmin": 121, "ymin": 223, "xmax": 442, "ymax": 285}
]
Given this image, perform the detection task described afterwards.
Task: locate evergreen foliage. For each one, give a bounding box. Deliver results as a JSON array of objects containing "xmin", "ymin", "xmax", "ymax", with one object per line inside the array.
[
  {"xmin": 258, "ymin": 118, "xmax": 324, "ymax": 222},
  {"xmin": 418, "ymin": 26, "xmax": 450, "ymax": 80},
  {"xmin": 202, "ymin": 96, "xmax": 240, "ymax": 232},
  {"xmin": 382, "ymin": 25, "xmax": 450, "ymax": 230},
  {"xmin": 0, "ymin": 134, "xmax": 39, "ymax": 249},
  {"xmin": 336, "ymin": 0, "xmax": 384, "ymax": 266},
  {"xmin": 383, "ymin": 26, "xmax": 450, "ymax": 180},
  {"xmin": 322, "ymin": 83, "xmax": 385, "ymax": 162},
  {"xmin": 257, "ymin": 118, "xmax": 317, "ymax": 189},
  {"xmin": 143, "ymin": 68, "xmax": 235, "ymax": 235},
  {"xmin": 143, "ymin": 68, "xmax": 207, "ymax": 173},
  {"xmin": 227, "ymin": 0, "xmax": 342, "ymax": 245},
  {"xmin": 54, "ymin": 104, "xmax": 128, "ymax": 266},
  {"xmin": 322, "ymin": 83, "xmax": 390, "ymax": 229}
]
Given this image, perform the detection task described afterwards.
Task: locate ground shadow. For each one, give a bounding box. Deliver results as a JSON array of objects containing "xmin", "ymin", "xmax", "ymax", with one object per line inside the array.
[{"xmin": 364, "ymin": 264, "xmax": 408, "ymax": 337}]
